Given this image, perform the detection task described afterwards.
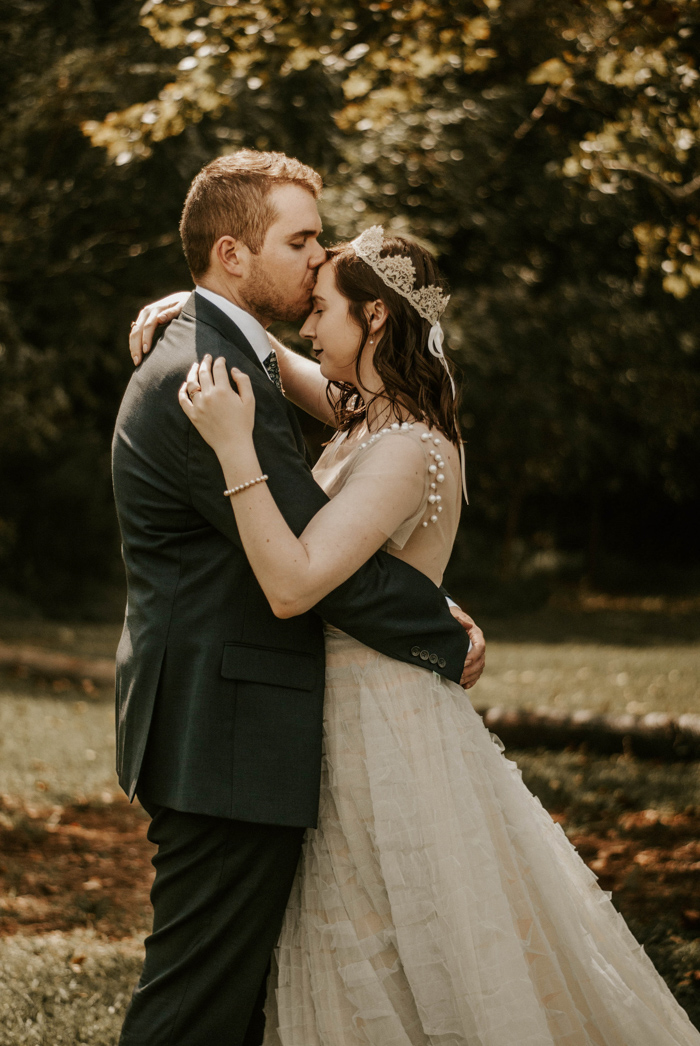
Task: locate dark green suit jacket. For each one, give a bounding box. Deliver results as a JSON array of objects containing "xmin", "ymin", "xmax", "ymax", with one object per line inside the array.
[{"xmin": 112, "ymin": 292, "xmax": 468, "ymax": 827}]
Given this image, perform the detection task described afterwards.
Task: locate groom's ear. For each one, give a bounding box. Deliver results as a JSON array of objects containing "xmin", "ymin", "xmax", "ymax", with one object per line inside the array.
[{"xmin": 213, "ymin": 235, "xmax": 249, "ymax": 278}]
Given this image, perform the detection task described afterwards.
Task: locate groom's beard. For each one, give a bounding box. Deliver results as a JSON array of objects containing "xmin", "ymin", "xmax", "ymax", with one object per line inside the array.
[{"xmin": 245, "ymin": 257, "xmax": 315, "ymax": 324}]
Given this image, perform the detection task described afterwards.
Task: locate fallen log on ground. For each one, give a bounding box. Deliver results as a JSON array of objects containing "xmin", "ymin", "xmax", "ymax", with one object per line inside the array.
[
  {"xmin": 476, "ymin": 705, "xmax": 700, "ymax": 761},
  {"xmin": 1, "ymin": 641, "xmax": 698, "ymax": 759},
  {"xmin": 0, "ymin": 642, "xmax": 115, "ymax": 688}
]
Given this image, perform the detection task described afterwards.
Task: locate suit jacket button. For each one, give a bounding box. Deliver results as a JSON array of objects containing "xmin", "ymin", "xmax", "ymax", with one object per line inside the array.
[
  {"xmin": 420, "ymin": 649, "xmax": 430, "ymax": 660},
  {"xmin": 438, "ymin": 657, "xmax": 447, "ymax": 669},
  {"xmin": 429, "ymin": 653, "xmax": 438, "ymax": 665},
  {"xmin": 411, "ymin": 645, "xmax": 421, "ymax": 657}
]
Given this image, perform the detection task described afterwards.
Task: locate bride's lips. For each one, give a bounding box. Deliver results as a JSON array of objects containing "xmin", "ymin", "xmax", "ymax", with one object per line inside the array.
[{"xmin": 313, "ymin": 348, "xmax": 323, "ymax": 359}]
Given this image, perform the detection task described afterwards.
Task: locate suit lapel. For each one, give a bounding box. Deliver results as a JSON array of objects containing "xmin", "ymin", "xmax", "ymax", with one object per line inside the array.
[
  {"xmin": 184, "ymin": 292, "xmax": 309, "ymax": 458},
  {"xmin": 285, "ymin": 400, "xmax": 310, "ymax": 459},
  {"xmin": 183, "ymin": 292, "xmax": 268, "ymax": 378}
]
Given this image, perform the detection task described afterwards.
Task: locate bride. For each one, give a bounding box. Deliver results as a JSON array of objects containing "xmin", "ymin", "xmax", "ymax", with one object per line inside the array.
[{"xmin": 135, "ymin": 229, "xmax": 699, "ymax": 1045}]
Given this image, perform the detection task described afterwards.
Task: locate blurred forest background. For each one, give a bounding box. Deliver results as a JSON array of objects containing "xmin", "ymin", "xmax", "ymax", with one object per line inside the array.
[
  {"xmin": 1, "ymin": 0, "xmax": 699, "ymax": 619},
  {"xmin": 2, "ymin": 5, "xmax": 700, "ymax": 1036}
]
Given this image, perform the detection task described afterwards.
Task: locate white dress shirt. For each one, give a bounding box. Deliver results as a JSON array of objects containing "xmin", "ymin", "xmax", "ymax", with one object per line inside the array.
[{"xmin": 195, "ymin": 285, "xmax": 272, "ymax": 368}]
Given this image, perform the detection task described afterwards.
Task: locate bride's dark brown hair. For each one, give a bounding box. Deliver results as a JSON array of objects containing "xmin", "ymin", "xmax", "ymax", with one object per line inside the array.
[{"xmin": 324, "ymin": 235, "xmax": 460, "ymax": 442}]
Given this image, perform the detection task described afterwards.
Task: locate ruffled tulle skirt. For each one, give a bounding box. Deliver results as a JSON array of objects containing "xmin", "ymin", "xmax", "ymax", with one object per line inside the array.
[{"xmin": 262, "ymin": 629, "xmax": 700, "ymax": 1046}]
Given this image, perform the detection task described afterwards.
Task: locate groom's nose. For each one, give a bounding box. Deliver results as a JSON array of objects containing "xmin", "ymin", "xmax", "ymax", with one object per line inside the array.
[{"xmin": 308, "ymin": 240, "xmax": 326, "ymax": 270}]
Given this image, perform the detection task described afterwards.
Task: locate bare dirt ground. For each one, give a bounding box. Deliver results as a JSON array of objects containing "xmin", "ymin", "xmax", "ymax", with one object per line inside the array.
[
  {"xmin": 1, "ymin": 794, "xmax": 698, "ymax": 971},
  {"xmin": 0, "ymin": 799, "xmax": 153, "ymax": 940}
]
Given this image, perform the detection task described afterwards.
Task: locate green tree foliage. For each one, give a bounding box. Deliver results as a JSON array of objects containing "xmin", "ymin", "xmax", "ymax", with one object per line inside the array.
[
  {"xmin": 1, "ymin": 0, "xmax": 698, "ymax": 612},
  {"xmin": 0, "ymin": 0, "xmax": 192, "ymax": 608}
]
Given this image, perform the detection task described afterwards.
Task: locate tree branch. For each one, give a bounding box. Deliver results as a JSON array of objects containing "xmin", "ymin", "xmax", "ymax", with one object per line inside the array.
[
  {"xmin": 513, "ymin": 85, "xmax": 559, "ymax": 140},
  {"xmin": 602, "ymin": 160, "xmax": 700, "ymax": 201}
]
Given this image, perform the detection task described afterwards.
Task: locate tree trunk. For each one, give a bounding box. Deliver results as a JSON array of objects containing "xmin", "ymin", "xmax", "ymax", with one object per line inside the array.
[
  {"xmin": 0, "ymin": 642, "xmax": 115, "ymax": 687},
  {"xmin": 585, "ymin": 486, "xmax": 602, "ymax": 589}
]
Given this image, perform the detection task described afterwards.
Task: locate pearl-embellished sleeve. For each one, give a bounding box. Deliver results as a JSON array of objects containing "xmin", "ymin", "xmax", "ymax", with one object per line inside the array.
[
  {"xmin": 327, "ymin": 424, "xmax": 456, "ymax": 547},
  {"xmin": 312, "ymin": 422, "xmax": 462, "ymax": 586},
  {"xmin": 316, "ymin": 428, "xmax": 429, "ymax": 540}
]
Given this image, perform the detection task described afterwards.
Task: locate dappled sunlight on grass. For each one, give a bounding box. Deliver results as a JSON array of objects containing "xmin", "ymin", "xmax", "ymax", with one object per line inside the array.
[
  {"xmin": 0, "ymin": 931, "xmax": 143, "ymax": 1046},
  {"xmin": 0, "ymin": 622, "xmax": 698, "ymax": 1036},
  {"xmin": 477, "ymin": 643, "xmax": 700, "ymax": 718},
  {"xmin": 0, "ymin": 694, "xmax": 117, "ymax": 804}
]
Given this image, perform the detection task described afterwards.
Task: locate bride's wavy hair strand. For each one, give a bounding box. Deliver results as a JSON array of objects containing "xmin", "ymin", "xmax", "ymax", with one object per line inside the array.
[{"xmin": 324, "ymin": 236, "xmax": 460, "ymax": 443}]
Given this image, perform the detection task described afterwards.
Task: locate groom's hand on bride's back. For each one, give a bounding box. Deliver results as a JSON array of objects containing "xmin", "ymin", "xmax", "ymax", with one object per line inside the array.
[{"xmin": 448, "ymin": 606, "xmax": 485, "ymax": 690}]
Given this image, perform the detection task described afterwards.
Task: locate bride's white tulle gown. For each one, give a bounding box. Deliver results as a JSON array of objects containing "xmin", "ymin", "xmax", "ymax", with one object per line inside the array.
[{"xmin": 262, "ymin": 424, "xmax": 699, "ymax": 1046}]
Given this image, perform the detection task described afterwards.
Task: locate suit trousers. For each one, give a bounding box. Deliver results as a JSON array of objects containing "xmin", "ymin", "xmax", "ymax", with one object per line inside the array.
[{"xmin": 118, "ymin": 796, "xmax": 305, "ymax": 1046}]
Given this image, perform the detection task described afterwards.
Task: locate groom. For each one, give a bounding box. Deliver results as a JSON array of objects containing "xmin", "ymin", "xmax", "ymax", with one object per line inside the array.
[{"xmin": 113, "ymin": 149, "xmax": 485, "ymax": 1045}]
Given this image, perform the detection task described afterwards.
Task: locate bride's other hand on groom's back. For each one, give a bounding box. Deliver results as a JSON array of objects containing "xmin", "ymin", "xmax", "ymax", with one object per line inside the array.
[{"xmin": 129, "ymin": 291, "xmax": 191, "ymax": 364}]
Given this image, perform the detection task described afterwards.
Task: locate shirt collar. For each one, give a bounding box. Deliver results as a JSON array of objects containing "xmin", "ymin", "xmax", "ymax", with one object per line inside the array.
[{"xmin": 194, "ymin": 286, "xmax": 271, "ymax": 365}]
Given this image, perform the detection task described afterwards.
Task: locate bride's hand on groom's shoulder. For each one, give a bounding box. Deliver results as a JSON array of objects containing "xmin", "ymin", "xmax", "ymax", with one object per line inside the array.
[
  {"xmin": 178, "ymin": 356, "xmax": 256, "ymax": 456},
  {"xmin": 129, "ymin": 291, "xmax": 190, "ymax": 365}
]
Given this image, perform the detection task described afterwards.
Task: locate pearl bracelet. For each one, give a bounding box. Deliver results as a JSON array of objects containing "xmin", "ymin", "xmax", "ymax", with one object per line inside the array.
[{"xmin": 223, "ymin": 474, "xmax": 269, "ymax": 498}]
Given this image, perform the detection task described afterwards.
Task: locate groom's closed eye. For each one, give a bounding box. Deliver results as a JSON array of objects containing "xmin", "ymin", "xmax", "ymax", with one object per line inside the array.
[{"xmin": 288, "ymin": 228, "xmax": 323, "ymax": 246}]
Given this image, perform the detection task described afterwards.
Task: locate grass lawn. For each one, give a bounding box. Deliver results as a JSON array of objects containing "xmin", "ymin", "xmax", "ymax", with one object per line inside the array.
[
  {"xmin": 0, "ymin": 696, "xmax": 117, "ymax": 804},
  {"xmin": 475, "ymin": 642, "xmax": 700, "ymax": 717},
  {"xmin": 0, "ymin": 610, "xmax": 699, "ymax": 1042}
]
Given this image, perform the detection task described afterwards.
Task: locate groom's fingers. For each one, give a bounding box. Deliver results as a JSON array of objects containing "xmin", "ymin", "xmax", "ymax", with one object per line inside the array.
[
  {"xmin": 460, "ymin": 650, "xmax": 485, "ymax": 689},
  {"xmin": 465, "ymin": 623, "xmax": 485, "ymax": 665},
  {"xmin": 458, "ymin": 619, "xmax": 485, "ymax": 689}
]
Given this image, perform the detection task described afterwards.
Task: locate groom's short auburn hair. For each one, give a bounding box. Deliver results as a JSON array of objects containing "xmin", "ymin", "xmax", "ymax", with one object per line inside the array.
[{"xmin": 180, "ymin": 150, "xmax": 323, "ymax": 278}]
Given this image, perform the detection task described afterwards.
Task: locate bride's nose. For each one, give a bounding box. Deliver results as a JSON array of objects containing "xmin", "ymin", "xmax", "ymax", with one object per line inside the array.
[{"xmin": 299, "ymin": 315, "xmax": 315, "ymax": 340}]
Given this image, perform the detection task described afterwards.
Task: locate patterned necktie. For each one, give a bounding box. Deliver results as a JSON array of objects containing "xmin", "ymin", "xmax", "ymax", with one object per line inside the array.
[{"xmin": 263, "ymin": 349, "xmax": 283, "ymax": 392}]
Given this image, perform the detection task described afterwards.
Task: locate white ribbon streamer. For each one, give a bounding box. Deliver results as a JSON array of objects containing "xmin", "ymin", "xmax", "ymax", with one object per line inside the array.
[
  {"xmin": 428, "ymin": 322, "xmax": 469, "ymax": 505},
  {"xmin": 350, "ymin": 224, "xmax": 469, "ymax": 507}
]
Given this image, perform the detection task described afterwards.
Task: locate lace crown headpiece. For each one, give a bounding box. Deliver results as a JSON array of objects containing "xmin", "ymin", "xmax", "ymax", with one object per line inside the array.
[
  {"xmin": 349, "ymin": 225, "xmax": 468, "ymax": 504},
  {"xmin": 349, "ymin": 225, "xmax": 450, "ymax": 327}
]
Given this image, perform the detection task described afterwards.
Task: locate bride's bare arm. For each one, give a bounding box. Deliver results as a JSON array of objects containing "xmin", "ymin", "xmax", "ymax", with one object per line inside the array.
[
  {"xmin": 180, "ymin": 356, "xmax": 425, "ymax": 618},
  {"xmin": 127, "ymin": 295, "xmax": 337, "ymax": 426},
  {"xmin": 267, "ymin": 333, "xmax": 337, "ymax": 426}
]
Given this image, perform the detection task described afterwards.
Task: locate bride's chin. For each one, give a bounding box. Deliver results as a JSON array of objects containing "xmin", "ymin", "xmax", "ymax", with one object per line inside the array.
[{"xmin": 319, "ymin": 359, "xmax": 354, "ymax": 387}]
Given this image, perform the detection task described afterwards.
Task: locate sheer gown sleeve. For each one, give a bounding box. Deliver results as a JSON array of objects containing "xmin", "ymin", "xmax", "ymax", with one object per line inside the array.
[{"xmin": 311, "ymin": 423, "xmax": 462, "ymax": 590}]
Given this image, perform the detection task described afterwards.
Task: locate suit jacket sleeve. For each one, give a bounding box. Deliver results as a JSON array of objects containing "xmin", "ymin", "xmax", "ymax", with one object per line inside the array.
[{"xmin": 186, "ymin": 349, "xmax": 468, "ymax": 681}]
